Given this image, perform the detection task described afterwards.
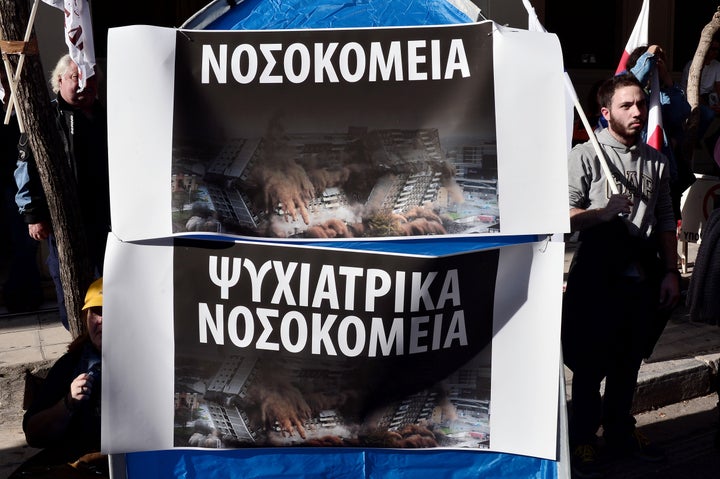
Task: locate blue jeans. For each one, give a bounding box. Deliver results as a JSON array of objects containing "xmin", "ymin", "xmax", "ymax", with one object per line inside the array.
[{"xmin": 46, "ymin": 235, "xmax": 68, "ymax": 329}]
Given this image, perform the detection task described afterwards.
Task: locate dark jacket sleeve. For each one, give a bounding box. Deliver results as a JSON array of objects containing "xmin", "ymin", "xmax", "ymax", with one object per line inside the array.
[{"xmin": 14, "ymin": 132, "xmax": 50, "ymax": 224}]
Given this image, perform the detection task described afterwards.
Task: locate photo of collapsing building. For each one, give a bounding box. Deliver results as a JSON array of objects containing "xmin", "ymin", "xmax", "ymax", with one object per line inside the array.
[
  {"xmin": 172, "ymin": 126, "xmax": 498, "ymax": 238},
  {"xmin": 174, "ymin": 350, "xmax": 491, "ymax": 449}
]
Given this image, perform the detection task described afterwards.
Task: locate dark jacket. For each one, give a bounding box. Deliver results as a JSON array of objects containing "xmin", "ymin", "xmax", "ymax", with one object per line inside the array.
[
  {"xmin": 15, "ymin": 95, "xmax": 110, "ymax": 229},
  {"xmin": 22, "ymin": 341, "xmax": 102, "ymax": 462},
  {"xmin": 14, "ymin": 95, "xmax": 111, "ymax": 269}
]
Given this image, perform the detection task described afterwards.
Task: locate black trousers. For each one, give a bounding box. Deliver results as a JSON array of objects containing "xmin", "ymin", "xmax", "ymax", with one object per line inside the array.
[{"xmin": 564, "ymin": 276, "xmax": 656, "ymax": 446}]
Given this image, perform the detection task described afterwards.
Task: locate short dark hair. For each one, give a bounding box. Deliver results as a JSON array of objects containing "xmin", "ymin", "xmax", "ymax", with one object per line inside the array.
[
  {"xmin": 626, "ymin": 45, "xmax": 648, "ymax": 71},
  {"xmin": 596, "ymin": 73, "xmax": 644, "ymax": 109}
]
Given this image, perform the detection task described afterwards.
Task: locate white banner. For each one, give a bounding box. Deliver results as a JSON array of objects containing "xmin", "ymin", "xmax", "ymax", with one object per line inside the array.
[
  {"xmin": 103, "ymin": 22, "xmax": 569, "ymax": 461},
  {"xmin": 107, "ymin": 23, "xmax": 569, "ymax": 243},
  {"xmin": 102, "ymin": 234, "xmax": 565, "ymax": 459}
]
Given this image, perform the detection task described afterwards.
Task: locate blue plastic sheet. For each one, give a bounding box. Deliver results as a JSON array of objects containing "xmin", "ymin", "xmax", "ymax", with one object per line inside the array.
[
  {"xmin": 205, "ymin": 0, "xmax": 476, "ymax": 30},
  {"xmin": 120, "ymin": 2, "xmax": 560, "ymax": 478},
  {"xmin": 183, "ymin": 234, "xmax": 541, "ymax": 255},
  {"xmin": 127, "ymin": 448, "xmax": 557, "ymax": 479}
]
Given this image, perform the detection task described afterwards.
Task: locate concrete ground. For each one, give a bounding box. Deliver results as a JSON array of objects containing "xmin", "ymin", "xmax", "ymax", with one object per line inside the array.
[{"xmin": 0, "ymin": 307, "xmax": 70, "ymax": 479}]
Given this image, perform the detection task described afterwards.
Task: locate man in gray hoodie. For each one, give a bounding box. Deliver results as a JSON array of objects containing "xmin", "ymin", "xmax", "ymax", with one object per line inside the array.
[{"xmin": 563, "ymin": 73, "xmax": 680, "ymax": 478}]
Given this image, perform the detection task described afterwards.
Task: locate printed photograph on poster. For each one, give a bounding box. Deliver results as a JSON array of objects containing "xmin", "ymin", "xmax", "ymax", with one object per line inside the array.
[
  {"xmin": 173, "ymin": 238, "xmax": 498, "ymax": 449},
  {"xmin": 170, "ymin": 22, "xmax": 498, "ymax": 239}
]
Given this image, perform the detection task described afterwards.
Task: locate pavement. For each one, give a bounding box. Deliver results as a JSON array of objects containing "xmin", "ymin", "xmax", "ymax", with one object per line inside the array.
[
  {"xmin": 0, "ymin": 303, "xmax": 72, "ymax": 479},
  {"xmin": 0, "ymin": 239, "xmax": 718, "ymax": 477},
  {"xmin": 0, "ymin": 306, "xmax": 72, "ymax": 367}
]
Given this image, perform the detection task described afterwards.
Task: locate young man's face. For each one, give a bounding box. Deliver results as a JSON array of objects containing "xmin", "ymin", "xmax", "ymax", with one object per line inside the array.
[{"xmin": 601, "ymin": 84, "xmax": 647, "ymax": 145}]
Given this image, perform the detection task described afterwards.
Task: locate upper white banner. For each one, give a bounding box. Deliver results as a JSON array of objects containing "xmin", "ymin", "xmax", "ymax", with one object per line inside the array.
[{"xmin": 107, "ymin": 22, "xmax": 569, "ymax": 243}]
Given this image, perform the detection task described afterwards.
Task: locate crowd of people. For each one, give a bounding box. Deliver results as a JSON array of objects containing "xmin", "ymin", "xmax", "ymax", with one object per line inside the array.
[{"xmin": 2, "ymin": 24, "xmax": 720, "ymax": 479}]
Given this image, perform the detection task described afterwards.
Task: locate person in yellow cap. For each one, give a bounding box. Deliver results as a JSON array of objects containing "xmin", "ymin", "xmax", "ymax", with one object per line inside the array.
[{"xmin": 10, "ymin": 278, "xmax": 107, "ymax": 478}]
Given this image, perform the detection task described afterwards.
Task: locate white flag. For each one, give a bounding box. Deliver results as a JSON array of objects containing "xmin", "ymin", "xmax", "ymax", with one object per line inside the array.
[{"xmin": 42, "ymin": 0, "xmax": 96, "ymax": 90}]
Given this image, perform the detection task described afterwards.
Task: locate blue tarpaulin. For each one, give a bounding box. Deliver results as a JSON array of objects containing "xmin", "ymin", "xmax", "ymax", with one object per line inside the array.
[
  {"xmin": 188, "ymin": 0, "xmax": 478, "ymax": 30},
  {"xmin": 127, "ymin": 448, "xmax": 557, "ymax": 478}
]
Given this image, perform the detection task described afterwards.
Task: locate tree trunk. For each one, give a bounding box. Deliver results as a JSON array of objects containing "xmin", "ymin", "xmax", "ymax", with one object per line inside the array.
[
  {"xmin": 0, "ymin": 0, "xmax": 93, "ymax": 338},
  {"xmin": 682, "ymin": 7, "xmax": 720, "ymax": 168}
]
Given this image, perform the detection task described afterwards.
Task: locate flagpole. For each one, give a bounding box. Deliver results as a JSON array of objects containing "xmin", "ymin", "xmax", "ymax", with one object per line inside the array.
[
  {"xmin": 2, "ymin": 54, "xmax": 24, "ymax": 131},
  {"xmin": 647, "ymin": 66, "xmax": 664, "ymax": 150},
  {"xmin": 3, "ymin": 0, "xmax": 40, "ymax": 127}
]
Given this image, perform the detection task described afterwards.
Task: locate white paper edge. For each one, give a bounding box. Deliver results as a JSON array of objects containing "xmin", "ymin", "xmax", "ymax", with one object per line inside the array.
[
  {"xmin": 490, "ymin": 240, "xmax": 564, "ymax": 459},
  {"xmin": 107, "ymin": 25, "xmax": 176, "ymax": 241},
  {"xmin": 493, "ymin": 25, "xmax": 570, "ymax": 236},
  {"xmin": 102, "ymin": 234, "xmax": 175, "ymax": 452}
]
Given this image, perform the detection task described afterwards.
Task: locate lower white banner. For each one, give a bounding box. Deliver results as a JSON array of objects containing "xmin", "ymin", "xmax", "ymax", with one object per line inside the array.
[{"xmin": 102, "ymin": 235, "xmax": 564, "ymax": 460}]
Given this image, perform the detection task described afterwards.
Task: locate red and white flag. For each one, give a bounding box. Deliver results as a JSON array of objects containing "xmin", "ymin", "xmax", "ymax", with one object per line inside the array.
[
  {"xmin": 616, "ymin": 0, "xmax": 664, "ymax": 151},
  {"xmin": 616, "ymin": 0, "xmax": 650, "ymax": 74},
  {"xmin": 42, "ymin": 0, "xmax": 96, "ymax": 90}
]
